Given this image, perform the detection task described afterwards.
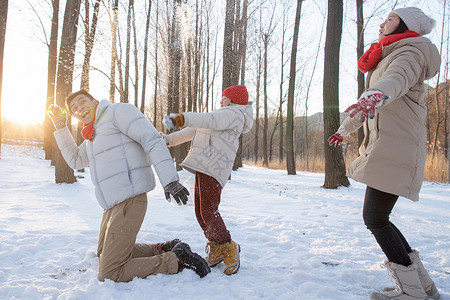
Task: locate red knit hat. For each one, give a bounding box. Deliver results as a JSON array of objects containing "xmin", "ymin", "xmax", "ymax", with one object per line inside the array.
[{"xmin": 222, "ymin": 85, "xmax": 249, "ymax": 105}]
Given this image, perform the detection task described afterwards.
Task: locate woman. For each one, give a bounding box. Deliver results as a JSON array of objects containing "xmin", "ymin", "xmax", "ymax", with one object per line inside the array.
[
  {"xmin": 162, "ymin": 85, "xmax": 253, "ymax": 275},
  {"xmin": 328, "ymin": 7, "xmax": 441, "ymax": 300}
]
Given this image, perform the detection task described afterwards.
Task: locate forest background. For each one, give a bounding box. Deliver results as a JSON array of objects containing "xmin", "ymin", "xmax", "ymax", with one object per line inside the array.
[{"xmin": 0, "ymin": 0, "xmax": 449, "ymax": 185}]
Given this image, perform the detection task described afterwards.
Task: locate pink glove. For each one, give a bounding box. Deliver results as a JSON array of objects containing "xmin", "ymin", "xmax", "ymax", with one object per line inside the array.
[
  {"xmin": 344, "ymin": 92, "xmax": 389, "ymax": 122},
  {"xmin": 328, "ymin": 133, "xmax": 343, "ymax": 147}
]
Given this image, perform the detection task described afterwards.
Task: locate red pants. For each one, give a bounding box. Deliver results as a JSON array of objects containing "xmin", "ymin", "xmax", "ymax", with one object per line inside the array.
[{"xmin": 194, "ymin": 172, "xmax": 231, "ymax": 244}]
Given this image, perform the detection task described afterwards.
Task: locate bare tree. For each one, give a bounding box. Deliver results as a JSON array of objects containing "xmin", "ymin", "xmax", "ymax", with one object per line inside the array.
[
  {"xmin": 167, "ymin": 0, "xmax": 182, "ymax": 114},
  {"xmin": 233, "ymin": 0, "xmax": 249, "ymax": 170},
  {"xmin": 322, "ymin": 0, "xmax": 349, "ymax": 188},
  {"xmin": 0, "ymin": 0, "xmax": 7, "ymax": 158},
  {"xmin": 222, "ymin": 0, "xmax": 235, "ymax": 90},
  {"xmin": 43, "ymin": 0, "xmax": 59, "ymax": 161},
  {"xmin": 262, "ymin": 32, "xmax": 269, "ymax": 166},
  {"xmin": 122, "ymin": 0, "xmax": 134, "ymax": 103},
  {"xmin": 132, "ymin": 3, "xmax": 139, "ymax": 107},
  {"xmin": 153, "ymin": 1, "xmax": 159, "ymax": 125},
  {"xmin": 186, "ymin": 38, "xmax": 194, "ymax": 112},
  {"xmin": 277, "ymin": 0, "xmax": 290, "ymax": 163},
  {"xmin": 54, "ymin": 0, "xmax": 82, "ymax": 183},
  {"xmin": 286, "ymin": 0, "xmax": 303, "ymax": 175},
  {"xmin": 431, "ymin": 3, "xmax": 446, "ymax": 160},
  {"xmin": 77, "ymin": 0, "xmax": 101, "ymax": 148},
  {"xmin": 109, "ymin": 0, "xmax": 119, "ymax": 102},
  {"xmin": 140, "ymin": 0, "xmax": 152, "ymax": 113},
  {"xmin": 80, "ymin": 0, "xmax": 100, "ymax": 91},
  {"xmin": 356, "ymin": 0, "xmax": 365, "ymax": 146},
  {"xmin": 193, "ymin": 0, "xmax": 201, "ymax": 112},
  {"xmin": 261, "ymin": 5, "xmax": 275, "ymax": 167},
  {"xmin": 167, "ymin": 0, "xmax": 184, "ymax": 169},
  {"xmin": 254, "ymin": 46, "xmax": 261, "ymax": 163}
]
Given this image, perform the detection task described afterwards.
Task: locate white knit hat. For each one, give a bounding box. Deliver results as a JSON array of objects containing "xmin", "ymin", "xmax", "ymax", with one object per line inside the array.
[{"xmin": 392, "ymin": 7, "xmax": 436, "ymax": 36}]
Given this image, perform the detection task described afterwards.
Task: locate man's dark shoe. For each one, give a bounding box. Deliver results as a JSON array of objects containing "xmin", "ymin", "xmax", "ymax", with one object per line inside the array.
[
  {"xmin": 155, "ymin": 238, "xmax": 181, "ymax": 253},
  {"xmin": 172, "ymin": 242, "xmax": 211, "ymax": 278}
]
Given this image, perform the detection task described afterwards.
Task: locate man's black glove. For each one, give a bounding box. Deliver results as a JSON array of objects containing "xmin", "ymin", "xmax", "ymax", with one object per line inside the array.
[{"xmin": 164, "ymin": 181, "xmax": 190, "ymax": 205}]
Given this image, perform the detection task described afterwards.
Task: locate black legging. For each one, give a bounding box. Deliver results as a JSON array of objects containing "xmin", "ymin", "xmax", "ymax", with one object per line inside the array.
[{"xmin": 363, "ymin": 186, "xmax": 412, "ymax": 266}]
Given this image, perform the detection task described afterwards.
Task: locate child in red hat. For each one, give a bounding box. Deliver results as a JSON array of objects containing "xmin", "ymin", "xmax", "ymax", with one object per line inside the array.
[{"xmin": 163, "ymin": 85, "xmax": 253, "ymax": 275}]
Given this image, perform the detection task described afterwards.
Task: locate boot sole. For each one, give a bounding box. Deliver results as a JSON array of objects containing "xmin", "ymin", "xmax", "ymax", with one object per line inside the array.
[
  {"xmin": 208, "ymin": 259, "xmax": 223, "ymax": 268},
  {"xmin": 174, "ymin": 243, "xmax": 211, "ymax": 278},
  {"xmin": 185, "ymin": 248, "xmax": 211, "ymax": 278}
]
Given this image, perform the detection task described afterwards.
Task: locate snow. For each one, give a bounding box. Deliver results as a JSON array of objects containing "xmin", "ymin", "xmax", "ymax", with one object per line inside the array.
[{"xmin": 0, "ymin": 141, "xmax": 449, "ymax": 300}]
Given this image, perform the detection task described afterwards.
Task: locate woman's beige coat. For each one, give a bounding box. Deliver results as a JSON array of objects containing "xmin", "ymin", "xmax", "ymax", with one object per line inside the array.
[
  {"xmin": 165, "ymin": 104, "xmax": 253, "ymax": 187},
  {"xmin": 341, "ymin": 36, "xmax": 440, "ymax": 201}
]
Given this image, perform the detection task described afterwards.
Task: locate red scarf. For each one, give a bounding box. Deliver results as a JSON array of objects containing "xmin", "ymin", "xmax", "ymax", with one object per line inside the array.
[
  {"xmin": 81, "ymin": 104, "xmax": 98, "ymax": 141},
  {"xmin": 358, "ymin": 30, "xmax": 420, "ymax": 73},
  {"xmin": 81, "ymin": 121, "xmax": 95, "ymax": 141}
]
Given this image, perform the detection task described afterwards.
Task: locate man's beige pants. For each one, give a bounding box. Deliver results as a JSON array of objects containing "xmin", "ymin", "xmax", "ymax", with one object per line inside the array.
[{"xmin": 97, "ymin": 193, "xmax": 179, "ymax": 282}]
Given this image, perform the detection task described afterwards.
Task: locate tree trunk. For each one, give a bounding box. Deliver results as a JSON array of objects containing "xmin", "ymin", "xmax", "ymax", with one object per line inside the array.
[
  {"xmin": 153, "ymin": 2, "xmax": 159, "ymax": 125},
  {"xmin": 167, "ymin": 0, "xmax": 183, "ymax": 170},
  {"xmin": 44, "ymin": 0, "xmax": 59, "ymax": 162},
  {"xmin": 254, "ymin": 52, "xmax": 261, "ymax": 163},
  {"xmin": 54, "ymin": 0, "xmax": 82, "ymax": 184},
  {"xmin": 0, "ymin": 0, "xmax": 8, "ymax": 159},
  {"xmin": 77, "ymin": 0, "xmax": 100, "ymax": 153},
  {"xmin": 356, "ymin": 0, "xmax": 365, "ymax": 146},
  {"xmin": 122, "ymin": 0, "xmax": 133, "ymax": 103},
  {"xmin": 231, "ymin": 0, "xmax": 241, "ymax": 85},
  {"xmin": 109, "ymin": 0, "xmax": 119, "ymax": 102},
  {"xmin": 286, "ymin": 0, "xmax": 303, "ymax": 175},
  {"xmin": 322, "ymin": 0, "xmax": 349, "ymax": 188},
  {"xmin": 186, "ymin": 40, "xmax": 193, "ymax": 112},
  {"xmin": 140, "ymin": 0, "xmax": 151, "ymax": 113},
  {"xmin": 233, "ymin": 0, "xmax": 248, "ymax": 171},
  {"xmin": 222, "ymin": 0, "xmax": 235, "ymax": 91},
  {"xmin": 80, "ymin": 0, "xmax": 100, "ymax": 91},
  {"xmin": 193, "ymin": 0, "xmax": 200, "ymax": 112},
  {"xmin": 239, "ymin": 0, "xmax": 248, "ymax": 85},
  {"xmin": 278, "ymin": 5, "xmax": 287, "ymax": 164},
  {"xmin": 132, "ymin": 4, "xmax": 139, "ymax": 107},
  {"xmin": 431, "ymin": 6, "xmax": 446, "ymax": 160},
  {"xmin": 263, "ymin": 34, "xmax": 269, "ymax": 167}
]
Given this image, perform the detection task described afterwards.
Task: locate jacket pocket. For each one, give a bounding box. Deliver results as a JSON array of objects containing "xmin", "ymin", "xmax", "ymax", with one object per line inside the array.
[{"xmin": 192, "ymin": 129, "xmax": 211, "ymax": 150}]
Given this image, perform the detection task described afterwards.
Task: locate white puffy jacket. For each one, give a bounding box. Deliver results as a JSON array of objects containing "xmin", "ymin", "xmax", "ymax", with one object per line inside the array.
[
  {"xmin": 54, "ymin": 100, "xmax": 179, "ymax": 210},
  {"xmin": 165, "ymin": 104, "xmax": 253, "ymax": 187}
]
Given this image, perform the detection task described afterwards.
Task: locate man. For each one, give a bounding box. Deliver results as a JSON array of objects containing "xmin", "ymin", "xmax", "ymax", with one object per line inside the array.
[{"xmin": 47, "ymin": 90, "xmax": 210, "ymax": 282}]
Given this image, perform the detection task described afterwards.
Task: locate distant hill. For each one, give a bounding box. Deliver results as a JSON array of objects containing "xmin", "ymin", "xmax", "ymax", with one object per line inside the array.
[{"xmin": 294, "ymin": 112, "xmax": 348, "ymax": 131}]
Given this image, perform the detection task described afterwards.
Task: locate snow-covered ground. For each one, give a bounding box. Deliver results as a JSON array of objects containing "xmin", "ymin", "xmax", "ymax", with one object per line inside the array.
[{"xmin": 0, "ymin": 141, "xmax": 449, "ymax": 300}]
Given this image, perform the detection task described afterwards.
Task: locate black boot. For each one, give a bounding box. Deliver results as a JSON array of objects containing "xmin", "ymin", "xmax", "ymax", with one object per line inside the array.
[
  {"xmin": 155, "ymin": 238, "xmax": 181, "ymax": 253},
  {"xmin": 172, "ymin": 242, "xmax": 211, "ymax": 278}
]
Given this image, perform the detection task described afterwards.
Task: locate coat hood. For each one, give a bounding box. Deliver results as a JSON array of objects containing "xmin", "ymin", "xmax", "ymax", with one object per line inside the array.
[
  {"xmin": 227, "ymin": 103, "xmax": 254, "ymax": 134},
  {"xmin": 383, "ymin": 36, "xmax": 440, "ymax": 80}
]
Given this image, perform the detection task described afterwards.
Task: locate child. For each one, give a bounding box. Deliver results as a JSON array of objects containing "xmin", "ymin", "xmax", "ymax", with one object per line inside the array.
[{"xmin": 163, "ymin": 85, "xmax": 253, "ymax": 275}]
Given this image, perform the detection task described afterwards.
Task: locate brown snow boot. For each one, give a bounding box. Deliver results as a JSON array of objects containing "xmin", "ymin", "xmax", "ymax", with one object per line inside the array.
[
  {"xmin": 222, "ymin": 240, "xmax": 240, "ymax": 275},
  {"xmin": 371, "ymin": 260, "xmax": 427, "ymax": 300},
  {"xmin": 205, "ymin": 241, "xmax": 224, "ymax": 267}
]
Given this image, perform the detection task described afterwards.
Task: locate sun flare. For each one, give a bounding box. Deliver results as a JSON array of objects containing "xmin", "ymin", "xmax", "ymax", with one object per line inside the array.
[{"xmin": 2, "ymin": 100, "xmax": 45, "ymax": 125}]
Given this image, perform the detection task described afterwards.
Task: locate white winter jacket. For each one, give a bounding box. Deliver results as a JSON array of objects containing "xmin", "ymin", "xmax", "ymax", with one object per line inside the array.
[
  {"xmin": 54, "ymin": 100, "xmax": 179, "ymax": 210},
  {"xmin": 165, "ymin": 104, "xmax": 253, "ymax": 187}
]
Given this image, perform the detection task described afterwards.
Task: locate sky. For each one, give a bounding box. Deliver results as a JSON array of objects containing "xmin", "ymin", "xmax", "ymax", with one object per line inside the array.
[
  {"xmin": 0, "ymin": 141, "xmax": 449, "ymax": 299},
  {"xmin": 0, "ymin": 0, "xmax": 447, "ymax": 125}
]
